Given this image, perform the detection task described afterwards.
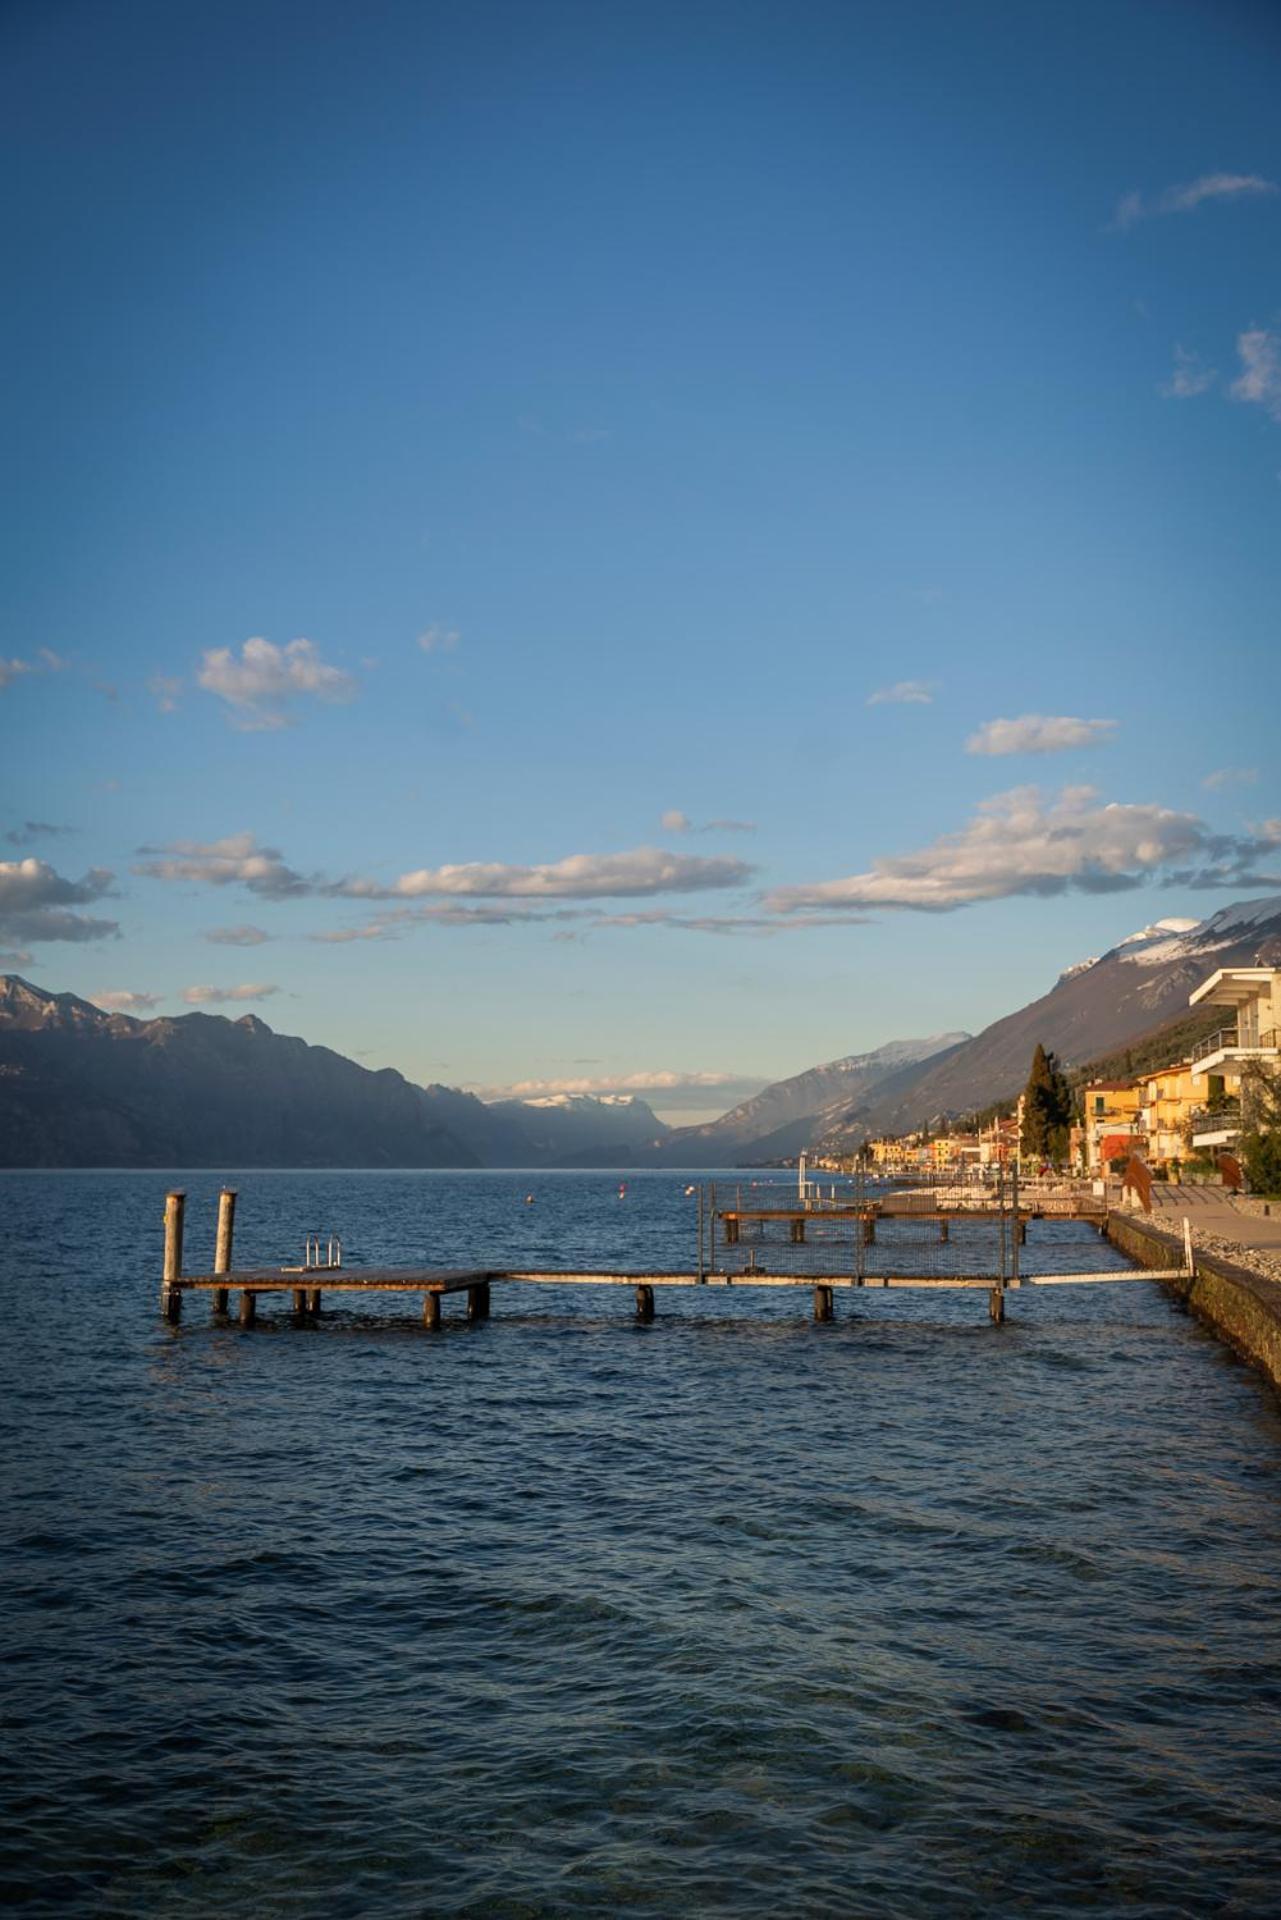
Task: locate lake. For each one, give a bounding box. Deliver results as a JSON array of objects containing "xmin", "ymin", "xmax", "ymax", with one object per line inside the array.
[{"xmin": 3, "ymin": 1169, "xmax": 1281, "ymax": 1915}]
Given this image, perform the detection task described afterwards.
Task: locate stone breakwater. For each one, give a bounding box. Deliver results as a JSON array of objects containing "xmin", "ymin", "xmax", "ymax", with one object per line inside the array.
[{"xmin": 1107, "ymin": 1212, "xmax": 1281, "ymax": 1393}]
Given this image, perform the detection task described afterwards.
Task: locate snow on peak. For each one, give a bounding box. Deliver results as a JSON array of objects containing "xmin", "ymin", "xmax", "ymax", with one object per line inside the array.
[
  {"xmin": 1116, "ymin": 918, "xmax": 1201, "ymax": 949},
  {"xmin": 1197, "ymin": 895, "xmax": 1281, "ymax": 937}
]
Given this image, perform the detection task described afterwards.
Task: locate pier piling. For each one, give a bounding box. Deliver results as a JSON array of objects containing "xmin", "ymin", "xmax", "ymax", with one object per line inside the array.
[
  {"xmin": 813, "ymin": 1284, "xmax": 835, "ymax": 1322},
  {"xmin": 467, "ymin": 1281, "xmax": 490, "ymax": 1322},
  {"xmin": 239, "ymin": 1290, "xmax": 256, "ymax": 1328},
  {"xmin": 423, "ymin": 1292, "xmax": 441, "ymax": 1330},
  {"xmin": 162, "ymin": 1190, "xmax": 185, "ymax": 1322},
  {"xmin": 989, "ymin": 1287, "xmax": 1005, "ymax": 1325},
  {"xmin": 635, "ymin": 1283, "xmax": 655, "ymax": 1321},
  {"xmin": 212, "ymin": 1188, "xmax": 236, "ymax": 1316}
]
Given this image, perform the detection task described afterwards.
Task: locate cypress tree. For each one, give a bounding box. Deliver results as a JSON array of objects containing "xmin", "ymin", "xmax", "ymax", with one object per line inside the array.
[{"xmin": 1020, "ymin": 1043, "xmax": 1072, "ymax": 1166}]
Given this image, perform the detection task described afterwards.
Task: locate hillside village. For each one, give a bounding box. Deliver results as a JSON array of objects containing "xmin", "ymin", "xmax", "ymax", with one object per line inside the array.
[{"xmin": 818, "ymin": 959, "xmax": 1281, "ymax": 1192}]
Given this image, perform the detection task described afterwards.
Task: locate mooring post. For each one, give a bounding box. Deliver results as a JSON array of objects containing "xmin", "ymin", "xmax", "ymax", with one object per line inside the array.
[
  {"xmin": 939, "ymin": 1217, "xmax": 950, "ymax": 1243},
  {"xmin": 423, "ymin": 1290, "xmax": 441, "ymax": 1330},
  {"xmin": 696, "ymin": 1184, "xmax": 705, "ymax": 1283},
  {"xmin": 791, "ymin": 1217, "xmax": 805, "ymax": 1244},
  {"xmin": 989, "ymin": 1287, "xmax": 1005, "ymax": 1325},
  {"xmin": 1011, "ymin": 1167, "xmax": 1021, "ymax": 1285},
  {"xmin": 467, "ymin": 1281, "xmax": 490, "ymax": 1322},
  {"xmin": 813, "ymin": 1284, "xmax": 834, "ymax": 1322},
  {"xmin": 635, "ymin": 1283, "xmax": 655, "ymax": 1322},
  {"xmin": 162, "ymin": 1189, "xmax": 185, "ymax": 1322},
  {"xmin": 292, "ymin": 1287, "xmax": 308, "ymax": 1316},
  {"xmin": 307, "ymin": 1287, "xmax": 321, "ymax": 1314},
  {"xmin": 239, "ymin": 1290, "xmax": 256, "ymax": 1328},
  {"xmin": 862, "ymin": 1215, "xmax": 876, "ymax": 1245},
  {"xmin": 212, "ymin": 1186, "xmax": 236, "ymax": 1315}
]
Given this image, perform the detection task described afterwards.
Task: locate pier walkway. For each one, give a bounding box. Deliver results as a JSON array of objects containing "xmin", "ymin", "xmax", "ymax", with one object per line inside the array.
[{"xmin": 158, "ymin": 1188, "xmax": 1189, "ymax": 1332}]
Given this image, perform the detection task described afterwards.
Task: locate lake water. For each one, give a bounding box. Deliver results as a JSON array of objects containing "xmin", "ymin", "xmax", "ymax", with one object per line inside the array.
[{"xmin": 4, "ymin": 1170, "xmax": 1281, "ymax": 1916}]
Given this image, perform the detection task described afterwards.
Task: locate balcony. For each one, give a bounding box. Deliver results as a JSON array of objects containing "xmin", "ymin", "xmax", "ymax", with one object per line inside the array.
[
  {"xmin": 1189, "ymin": 1027, "xmax": 1281, "ymax": 1076},
  {"xmin": 1189, "ymin": 1099, "xmax": 1242, "ymax": 1148}
]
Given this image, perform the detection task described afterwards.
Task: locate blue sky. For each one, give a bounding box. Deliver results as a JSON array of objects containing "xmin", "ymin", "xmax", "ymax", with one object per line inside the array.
[{"xmin": 2, "ymin": 0, "xmax": 1279, "ymax": 1120}]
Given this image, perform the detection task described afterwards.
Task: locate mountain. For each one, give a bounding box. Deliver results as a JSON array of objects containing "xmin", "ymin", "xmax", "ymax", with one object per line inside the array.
[
  {"xmin": 485, "ymin": 1092, "xmax": 669, "ymax": 1165},
  {"xmin": 0, "ymin": 977, "xmax": 680, "ymax": 1168},
  {"xmin": 824, "ymin": 895, "xmax": 1281, "ymax": 1144},
  {"xmin": 0, "ymin": 978, "xmax": 528, "ymax": 1168},
  {"xmin": 644, "ymin": 1035, "xmax": 969, "ymax": 1164}
]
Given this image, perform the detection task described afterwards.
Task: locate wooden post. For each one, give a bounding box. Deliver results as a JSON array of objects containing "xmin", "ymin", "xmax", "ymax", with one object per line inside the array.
[
  {"xmin": 635, "ymin": 1283, "xmax": 655, "ymax": 1322},
  {"xmin": 307, "ymin": 1288, "xmax": 321, "ymax": 1314},
  {"xmin": 791, "ymin": 1217, "xmax": 805, "ymax": 1243},
  {"xmin": 292, "ymin": 1287, "xmax": 308, "ymax": 1315},
  {"xmin": 162, "ymin": 1189, "xmax": 185, "ymax": 1321},
  {"xmin": 696, "ymin": 1184, "xmax": 705, "ymax": 1283},
  {"xmin": 239, "ymin": 1290, "xmax": 256, "ymax": 1328},
  {"xmin": 989, "ymin": 1287, "xmax": 1005, "ymax": 1325},
  {"xmin": 423, "ymin": 1291, "xmax": 441, "ymax": 1330},
  {"xmin": 1011, "ymin": 1167, "xmax": 1022, "ymax": 1284},
  {"xmin": 862, "ymin": 1216, "xmax": 876, "ymax": 1244},
  {"xmin": 813, "ymin": 1284, "xmax": 834, "ymax": 1322},
  {"xmin": 939, "ymin": 1218, "xmax": 950, "ymax": 1243},
  {"xmin": 467, "ymin": 1281, "xmax": 490, "ymax": 1322},
  {"xmin": 212, "ymin": 1187, "xmax": 235, "ymax": 1315},
  {"xmin": 725, "ymin": 1216, "xmax": 740, "ymax": 1245}
]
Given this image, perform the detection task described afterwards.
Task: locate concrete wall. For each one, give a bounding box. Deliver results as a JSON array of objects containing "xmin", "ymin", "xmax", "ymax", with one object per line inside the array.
[{"xmin": 1107, "ymin": 1212, "xmax": 1281, "ymax": 1395}]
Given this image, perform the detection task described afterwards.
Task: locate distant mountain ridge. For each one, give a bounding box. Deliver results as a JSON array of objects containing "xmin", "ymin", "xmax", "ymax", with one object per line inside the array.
[
  {"xmin": 641, "ymin": 1035, "xmax": 970, "ymax": 1164},
  {"xmin": 5, "ymin": 894, "xmax": 1279, "ymax": 1166},
  {"xmin": 0, "ymin": 979, "xmax": 660, "ymax": 1168}
]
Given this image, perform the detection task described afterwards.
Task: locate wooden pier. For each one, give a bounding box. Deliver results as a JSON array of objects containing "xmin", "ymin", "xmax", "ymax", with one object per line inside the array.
[{"xmin": 158, "ymin": 1190, "xmax": 1192, "ymax": 1333}]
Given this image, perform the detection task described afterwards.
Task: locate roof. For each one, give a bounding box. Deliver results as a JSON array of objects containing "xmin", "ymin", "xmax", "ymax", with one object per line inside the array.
[{"xmin": 1189, "ymin": 967, "xmax": 1279, "ymax": 1009}]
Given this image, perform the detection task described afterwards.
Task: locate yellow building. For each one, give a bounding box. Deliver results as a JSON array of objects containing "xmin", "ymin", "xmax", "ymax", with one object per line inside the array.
[
  {"xmin": 1135, "ymin": 1060, "xmax": 1242, "ymax": 1166},
  {"xmin": 1081, "ymin": 1080, "xmax": 1143, "ymax": 1173}
]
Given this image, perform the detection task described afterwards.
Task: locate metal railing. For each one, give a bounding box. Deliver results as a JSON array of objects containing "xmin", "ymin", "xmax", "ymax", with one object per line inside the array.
[{"xmin": 1188, "ymin": 1100, "xmax": 1242, "ymax": 1133}]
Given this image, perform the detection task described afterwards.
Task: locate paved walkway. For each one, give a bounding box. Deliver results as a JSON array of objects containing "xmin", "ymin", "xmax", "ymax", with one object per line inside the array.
[{"xmin": 1146, "ymin": 1182, "xmax": 1281, "ymax": 1252}]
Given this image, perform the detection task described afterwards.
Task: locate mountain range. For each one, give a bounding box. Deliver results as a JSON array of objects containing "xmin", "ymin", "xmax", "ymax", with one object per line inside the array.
[
  {"xmin": 3, "ymin": 893, "xmax": 1279, "ymax": 1167},
  {"xmin": 0, "ymin": 977, "xmax": 666, "ymax": 1168}
]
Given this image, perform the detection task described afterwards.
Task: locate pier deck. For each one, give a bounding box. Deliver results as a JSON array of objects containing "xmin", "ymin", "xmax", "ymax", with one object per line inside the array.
[{"xmin": 158, "ymin": 1189, "xmax": 1190, "ymax": 1332}]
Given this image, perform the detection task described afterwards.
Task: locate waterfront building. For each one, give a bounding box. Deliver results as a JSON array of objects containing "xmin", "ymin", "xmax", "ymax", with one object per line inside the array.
[
  {"xmin": 1081, "ymin": 1079, "xmax": 1143, "ymax": 1174},
  {"xmin": 1186, "ymin": 966, "xmax": 1281, "ymax": 1156}
]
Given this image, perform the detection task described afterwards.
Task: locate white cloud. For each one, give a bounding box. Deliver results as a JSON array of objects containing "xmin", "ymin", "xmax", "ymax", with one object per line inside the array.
[
  {"xmin": 767, "ymin": 786, "xmax": 1281, "ymax": 914},
  {"xmin": 137, "ymin": 835, "xmax": 748, "ymax": 906},
  {"xmin": 345, "ymin": 847, "xmax": 754, "ymax": 901},
  {"xmin": 1161, "ymin": 347, "xmax": 1217, "ymax": 399},
  {"xmin": 134, "ymin": 834, "xmax": 312, "ymax": 899},
  {"xmin": 0, "ymin": 649, "xmax": 66, "ymax": 691},
  {"xmin": 182, "ymin": 983, "xmax": 280, "ymax": 1005},
  {"xmin": 1203, "ymin": 766, "xmax": 1258, "ymax": 791},
  {"xmin": 0, "ymin": 858, "xmax": 119, "ymax": 945},
  {"xmin": 1112, "ymin": 172, "xmax": 1278, "ymax": 229},
  {"xmin": 92, "ymin": 990, "xmax": 163, "ymax": 1013},
  {"xmin": 966, "ymin": 715, "xmax": 1117, "ymax": 756},
  {"xmin": 197, "ymin": 638, "xmax": 357, "ymax": 730},
  {"xmin": 204, "ymin": 924, "xmax": 272, "ymax": 946},
  {"xmin": 1230, "ymin": 329, "xmax": 1281, "ymax": 423},
  {"xmin": 417, "ymin": 625, "xmax": 460, "ymax": 653},
  {"xmin": 661, "ymin": 809, "xmax": 691, "ymax": 833},
  {"xmin": 867, "ymin": 680, "xmax": 936, "ymax": 706}
]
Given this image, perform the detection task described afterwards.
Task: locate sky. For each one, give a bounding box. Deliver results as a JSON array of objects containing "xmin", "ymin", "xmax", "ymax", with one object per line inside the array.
[{"xmin": 2, "ymin": 0, "xmax": 1280, "ymax": 1122}]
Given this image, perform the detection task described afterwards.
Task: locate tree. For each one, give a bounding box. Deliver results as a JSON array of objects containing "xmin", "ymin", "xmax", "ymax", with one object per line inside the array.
[
  {"xmin": 1020, "ymin": 1043, "xmax": 1072, "ymax": 1166},
  {"xmin": 1240, "ymin": 1062, "xmax": 1281, "ymax": 1196}
]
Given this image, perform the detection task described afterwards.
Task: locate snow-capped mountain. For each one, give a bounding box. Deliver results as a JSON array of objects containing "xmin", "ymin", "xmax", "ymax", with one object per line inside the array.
[{"xmin": 832, "ymin": 894, "xmax": 1281, "ymax": 1142}]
